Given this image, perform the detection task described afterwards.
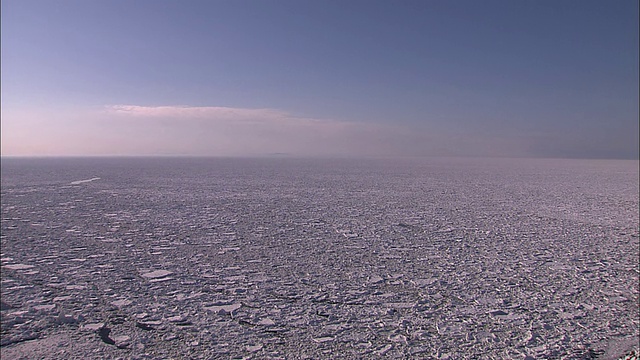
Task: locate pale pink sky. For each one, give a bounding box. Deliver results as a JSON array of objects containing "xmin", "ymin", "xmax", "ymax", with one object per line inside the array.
[{"xmin": 1, "ymin": 105, "xmax": 534, "ymax": 158}]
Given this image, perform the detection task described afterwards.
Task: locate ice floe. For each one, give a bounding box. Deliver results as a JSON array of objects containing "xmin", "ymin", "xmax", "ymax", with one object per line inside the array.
[{"xmin": 70, "ymin": 177, "xmax": 101, "ymax": 185}]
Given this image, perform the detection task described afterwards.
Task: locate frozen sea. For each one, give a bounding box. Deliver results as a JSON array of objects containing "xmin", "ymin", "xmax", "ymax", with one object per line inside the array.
[{"xmin": 1, "ymin": 157, "xmax": 638, "ymax": 359}]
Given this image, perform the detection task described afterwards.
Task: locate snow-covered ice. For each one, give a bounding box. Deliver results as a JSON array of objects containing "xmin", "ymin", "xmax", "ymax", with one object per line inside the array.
[
  {"xmin": 1, "ymin": 157, "xmax": 638, "ymax": 359},
  {"xmin": 70, "ymin": 178, "xmax": 101, "ymax": 185}
]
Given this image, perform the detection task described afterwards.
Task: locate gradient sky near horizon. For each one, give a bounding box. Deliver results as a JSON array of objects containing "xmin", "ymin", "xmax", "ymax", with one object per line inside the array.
[{"xmin": 1, "ymin": 0, "xmax": 638, "ymax": 158}]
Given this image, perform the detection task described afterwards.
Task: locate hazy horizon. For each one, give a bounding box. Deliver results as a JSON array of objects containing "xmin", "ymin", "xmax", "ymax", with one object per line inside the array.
[
  {"xmin": 2, "ymin": 154, "xmax": 640, "ymax": 161},
  {"xmin": 2, "ymin": 0, "xmax": 638, "ymax": 159}
]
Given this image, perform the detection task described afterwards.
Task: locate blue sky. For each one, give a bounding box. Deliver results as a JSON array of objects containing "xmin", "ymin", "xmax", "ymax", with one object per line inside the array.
[{"xmin": 1, "ymin": 0, "xmax": 638, "ymax": 158}]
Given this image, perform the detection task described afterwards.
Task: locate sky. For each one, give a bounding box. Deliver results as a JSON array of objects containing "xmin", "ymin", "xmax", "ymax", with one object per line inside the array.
[{"xmin": 1, "ymin": 0, "xmax": 638, "ymax": 159}]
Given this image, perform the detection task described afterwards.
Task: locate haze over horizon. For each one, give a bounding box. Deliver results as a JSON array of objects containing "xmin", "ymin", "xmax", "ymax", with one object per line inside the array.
[{"xmin": 1, "ymin": 0, "xmax": 638, "ymax": 159}]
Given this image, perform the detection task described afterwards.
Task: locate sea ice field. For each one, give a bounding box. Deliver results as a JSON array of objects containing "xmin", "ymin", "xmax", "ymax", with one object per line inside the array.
[{"xmin": 1, "ymin": 157, "xmax": 638, "ymax": 359}]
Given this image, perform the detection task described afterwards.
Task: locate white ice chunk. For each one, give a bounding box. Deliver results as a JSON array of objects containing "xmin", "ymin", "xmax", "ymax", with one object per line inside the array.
[
  {"xmin": 3, "ymin": 264, "xmax": 35, "ymax": 270},
  {"xmin": 70, "ymin": 177, "xmax": 101, "ymax": 185},
  {"xmin": 141, "ymin": 270, "xmax": 173, "ymax": 279},
  {"xmin": 204, "ymin": 303, "xmax": 242, "ymax": 314},
  {"xmin": 112, "ymin": 299, "xmax": 132, "ymax": 307},
  {"xmin": 313, "ymin": 336, "xmax": 334, "ymax": 343},
  {"xmin": 83, "ymin": 322, "xmax": 105, "ymax": 331},
  {"xmin": 258, "ymin": 318, "xmax": 275, "ymax": 326},
  {"xmin": 247, "ymin": 344, "xmax": 263, "ymax": 352}
]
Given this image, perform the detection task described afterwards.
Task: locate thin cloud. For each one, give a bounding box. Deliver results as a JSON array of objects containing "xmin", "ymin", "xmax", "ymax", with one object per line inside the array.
[
  {"xmin": 105, "ymin": 105, "xmax": 355, "ymax": 130},
  {"xmin": 101, "ymin": 104, "xmax": 402, "ymax": 156},
  {"xmin": 108, "ymin": 105, "xmax": 288, "ymax": 121},
  {"xmin": 2, "ymin": 104, "xmax": 537, "ymax": 157}
]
